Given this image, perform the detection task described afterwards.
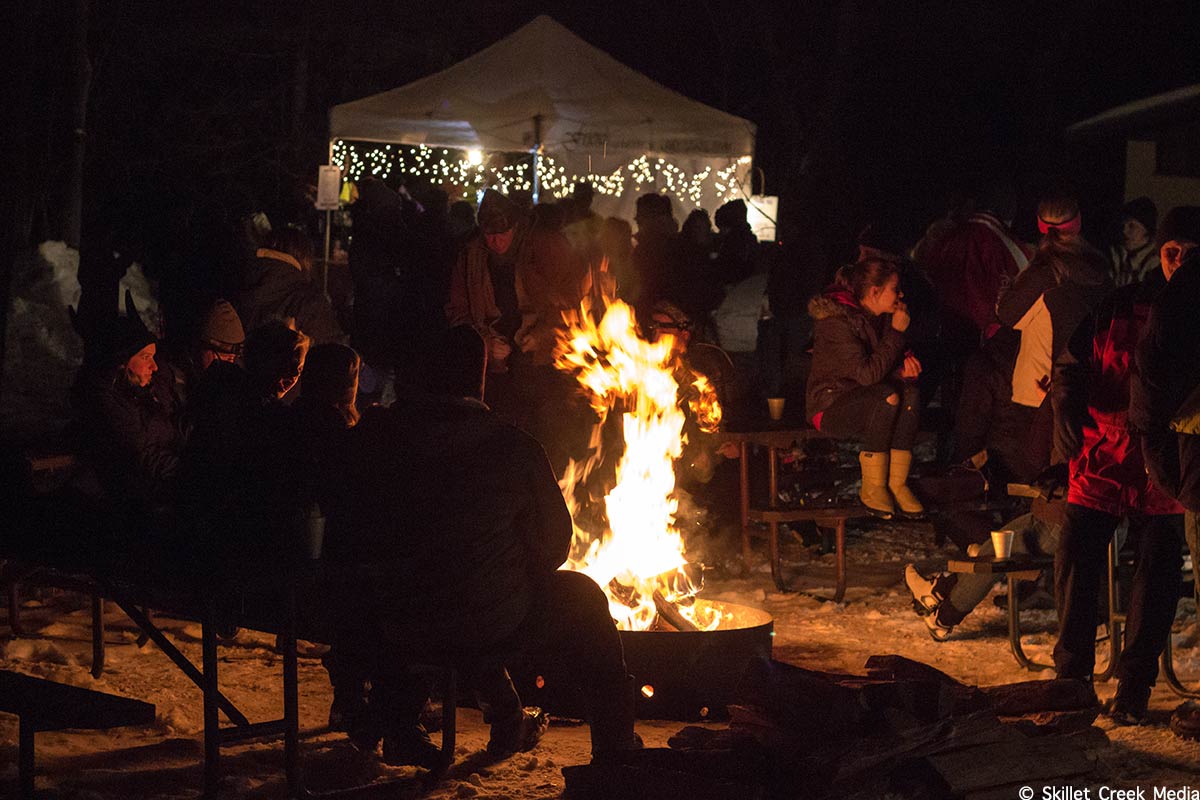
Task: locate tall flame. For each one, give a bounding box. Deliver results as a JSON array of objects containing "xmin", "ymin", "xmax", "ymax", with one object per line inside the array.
[{"xmin": 555, "ymin": 291, "xmax": 722, "ymax": 631}]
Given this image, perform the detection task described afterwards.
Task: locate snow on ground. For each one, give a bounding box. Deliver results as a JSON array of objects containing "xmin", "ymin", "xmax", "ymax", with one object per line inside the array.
[{"xmin": 4, "ymin": 519, "xmax": 1200, "ymax": 798}]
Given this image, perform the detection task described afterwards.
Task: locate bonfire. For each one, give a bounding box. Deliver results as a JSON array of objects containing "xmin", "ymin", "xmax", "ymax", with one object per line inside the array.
[{"xmin": 554, "ymin": 289, "xmax": 723, "ymax": 632}]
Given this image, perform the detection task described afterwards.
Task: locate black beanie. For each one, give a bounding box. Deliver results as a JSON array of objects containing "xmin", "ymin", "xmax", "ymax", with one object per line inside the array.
[
  {"xmin": 1156, "ymin": 206, "xmax": 1200, "ymax": 250},
  {"xmin": 1120, "ymin": 196, "xmax": 1157, "ymax": 234}
]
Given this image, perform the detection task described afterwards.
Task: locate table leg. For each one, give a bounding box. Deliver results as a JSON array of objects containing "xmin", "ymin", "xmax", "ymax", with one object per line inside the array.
[
  {"xmin": 739, "ymin": 442, "xmax": 751, "ymax": 570},
  {"xmin": 202, "ymin": 612, "xmax": 220, "ymax": 799},
  {"xmin": 8, "ymin": 581, "xmax": 25, "ymax": 637},
  {"xmin": 438, "ymin": 668, "xmax": 458, "ymax": 775},
  {"xmin": 768, "ymin": 447, "xmax": 786, "ymax": 591},
  {"xmin": 91, "ymin": 593, "xmax": 105, "ymax": 679},
  {"xmin": 19, "ymin": 717, "xmax": 34, "ymax": 800},
  {"xmin": 1161, "ymin": 635, "xmax": 1200, "ymax": 698},
  {"xmin": 1007, "ymin": 575, "xmax": 1051, "ymax": 671},
  {"xmin": 1097, "ymin": 537, "xmax": 1121, "ymax": 683},
  {"xmin": 282, "ymin": 585, "xmax": 300, "ymax": 797},
  {"xmin": 834, "ymin": 519, "xmax": 846, "ymax": 603}
]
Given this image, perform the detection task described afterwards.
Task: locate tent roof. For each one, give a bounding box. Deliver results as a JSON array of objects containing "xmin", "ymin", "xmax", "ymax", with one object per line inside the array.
[
  {"xmin": 329, "ymin": 15, "xmax": 755, "ymax": 160},
  {"xmin": 1066, "ymin": 83, "xmax": 1200, "ymax": 139}
]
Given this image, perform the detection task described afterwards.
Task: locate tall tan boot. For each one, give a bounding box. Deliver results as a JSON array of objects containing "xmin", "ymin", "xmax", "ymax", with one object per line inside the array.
[
  {"xmin": 858, "ymin": 451, "xmax": 894, "ymax": 519},
  {"xmin": 888, "ymin": 449, "xmax": 926, "ymax": 518}
]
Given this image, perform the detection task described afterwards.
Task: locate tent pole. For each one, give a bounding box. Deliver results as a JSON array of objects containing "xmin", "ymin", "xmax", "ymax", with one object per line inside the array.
[
  {"xmin": 323, "ymin": 139, "xmax": 334, "ymax": 297},
  {"xmin": 531, "ymin": 114, "xmax": 543, "ymax": 203}
]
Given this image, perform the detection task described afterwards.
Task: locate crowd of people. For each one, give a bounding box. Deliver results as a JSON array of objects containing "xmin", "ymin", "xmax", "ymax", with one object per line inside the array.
[
  {"xmin": 55, "ymin": 181, "xmax": 765, "ymax": 767},
  {"xmin": 52, "ymin": 170, "xmax": 1200, "ymax": 757}
]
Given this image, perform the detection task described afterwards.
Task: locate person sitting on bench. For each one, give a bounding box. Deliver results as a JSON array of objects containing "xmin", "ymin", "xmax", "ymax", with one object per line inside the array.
[
  {"xmin": 321, "ymin": 326, "xmax": 641, "ymax": 766},
  {"xmin": 74, "ymin": 293, "xmax": 182, "ymax": 517},
  {"xmin": 905, "ymin": 507, "xmax": 1062, "ymax": 641},
  {"xmin": 806, "ymin": 257, "xmax": 924, "ymax": 519}
]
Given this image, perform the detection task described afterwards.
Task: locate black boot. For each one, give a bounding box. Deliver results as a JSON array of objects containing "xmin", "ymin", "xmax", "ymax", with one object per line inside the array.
[
  {"xmin": 487, "ymin": 706, "xmax": 549, "ymax": 757},
  {"xmin": 590, "ymin": 676, "xmax": 643, "ymax": 760},
  {"xmin": 1105, "ymin": 682, "xmax": 1151, "ymax": 726}
]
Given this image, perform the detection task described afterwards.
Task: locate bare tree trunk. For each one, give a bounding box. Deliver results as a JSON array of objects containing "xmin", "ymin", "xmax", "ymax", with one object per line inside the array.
[
  {"xmin": 0, "ymin": 0, "xmax": 45, "ymax": 396},
  {"xmin": 62, "ymin": 0, "xmax": 92, "ymax": 250},
  {"xmin": 803, "ymin": 0, "xmax": 872, "ymax": 221}
]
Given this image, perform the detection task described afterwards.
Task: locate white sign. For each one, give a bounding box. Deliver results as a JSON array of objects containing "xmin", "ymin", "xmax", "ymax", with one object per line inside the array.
[
  {"xmin": 315, "ymin": 165, "xmax": 341, "ymax": 210},
  {"xmin": 746, "ymin": 195, "xmax": 779, "ymax": 242}
]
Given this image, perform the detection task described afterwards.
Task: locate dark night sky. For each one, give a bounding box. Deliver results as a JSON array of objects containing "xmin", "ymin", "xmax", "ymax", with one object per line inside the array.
[{"xmin": 15, "ymin": 0, "xmax": 1200, "ymax": 292}]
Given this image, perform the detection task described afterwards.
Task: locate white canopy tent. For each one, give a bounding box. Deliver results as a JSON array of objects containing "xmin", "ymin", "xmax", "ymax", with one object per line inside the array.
[{"xmin": 328, "ymin": 15, "xmax": 756, "ymax": 221}]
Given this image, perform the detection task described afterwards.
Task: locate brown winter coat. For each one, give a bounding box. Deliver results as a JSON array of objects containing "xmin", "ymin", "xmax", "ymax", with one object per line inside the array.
[
  {"xmin": 446, "ymin": 223, "xmax": 587, "ymax": 365},
  {"xmin": 805, "ymin": 286, "xmax": 907, "ymax": 423}
]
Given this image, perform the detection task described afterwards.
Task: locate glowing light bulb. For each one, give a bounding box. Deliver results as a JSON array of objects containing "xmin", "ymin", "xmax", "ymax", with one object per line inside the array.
[{"xmin": 467, "ymin": 149, "xmax": 483, "ymax": 166}]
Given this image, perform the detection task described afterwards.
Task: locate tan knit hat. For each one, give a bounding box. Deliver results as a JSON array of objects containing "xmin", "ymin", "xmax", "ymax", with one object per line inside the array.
[{"xmin": 200, "ymin": 299, "xmax": 246, "ymax": 352}]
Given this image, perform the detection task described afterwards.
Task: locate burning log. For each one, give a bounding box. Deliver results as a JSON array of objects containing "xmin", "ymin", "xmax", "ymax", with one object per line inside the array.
[{"xmin": 652, "ymin": 590, "xmax": 700, "ymax": 632}]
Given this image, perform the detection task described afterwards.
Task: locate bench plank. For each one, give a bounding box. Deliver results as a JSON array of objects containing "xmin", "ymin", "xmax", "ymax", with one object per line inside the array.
[
  {"xmin": 747, "ymin": 507, "xmax": 866, "ymax": 524},
  {"xmin": 0, "ymin": 670, "xmax": 155, "ymax": 732}
]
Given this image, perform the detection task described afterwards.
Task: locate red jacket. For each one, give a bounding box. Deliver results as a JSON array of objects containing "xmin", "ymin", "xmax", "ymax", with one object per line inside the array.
[
  {"xmin": 921, "ymin": 212, "xmax": 1032, "ymax": 339},
  {"xmin": 1055, "ymin": 275, "xmax": 1182, "ymax": 516}
]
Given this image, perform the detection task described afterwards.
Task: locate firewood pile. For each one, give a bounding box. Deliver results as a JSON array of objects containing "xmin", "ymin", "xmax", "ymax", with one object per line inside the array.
[{"xmin": 564, "ymin": 655, "xmax": 1105, "ymax": 800}]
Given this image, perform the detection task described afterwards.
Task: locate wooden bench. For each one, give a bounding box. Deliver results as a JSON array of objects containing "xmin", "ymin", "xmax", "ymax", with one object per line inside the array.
[
  {"xmin": 0, "ymin": 669, "xmax": 156, "ymax": 800},
  {"xmin": 3, "ymin": 561, "xmax": 459, "ymax": 799}
]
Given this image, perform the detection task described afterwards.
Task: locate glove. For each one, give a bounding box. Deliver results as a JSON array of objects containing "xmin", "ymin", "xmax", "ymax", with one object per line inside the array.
[{"xmin": 1033, "ymin": 463, "xmax": 1069, "ymax": 500}]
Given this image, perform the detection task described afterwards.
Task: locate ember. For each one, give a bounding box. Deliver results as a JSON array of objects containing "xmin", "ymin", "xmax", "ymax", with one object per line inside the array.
[{"xmin": 554, "ymin": 290, "xmax": 723, "ymax": 631}]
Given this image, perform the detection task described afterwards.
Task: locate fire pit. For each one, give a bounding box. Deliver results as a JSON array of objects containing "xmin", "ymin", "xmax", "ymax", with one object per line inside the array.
[
  {"xmin": 515, "ymin": 599, "xmax": 772, "ymax": 721},
  {"xmin": 619, "ymin": 599, "xmax": 772, "ymax": 720},
  {"xmin": 536, "ymin": 296, "xmax": 772, "ymax": 719}
]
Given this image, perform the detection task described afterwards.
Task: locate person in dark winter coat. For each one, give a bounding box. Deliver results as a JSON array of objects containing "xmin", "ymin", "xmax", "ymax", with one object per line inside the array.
[
  {"xmin": 630, "ymin": 193, "xmax": 682, "ymax": 313},
  {"xmin": 1109, "ymin": 197, "xmax": 1160, "ymax": 287},
  {"xmin": 348, "ymin": 178, "xmax": 406, "ymax": 371},
  {"xmin": 166, "ymin": 298, "xmax": 246, "ymax": 416},
  {"xmin": 445, "ymin": 189, "xmax": 586, "ymax": 373},
  {"xmin": 953, "ymin": 192, "xmax": 1112, "ymax": 486},
  {"xmin": 233, "ymin": 227, "xmax": 346, "ymax": 346},
  {"xmin": 995, "ymin": 192, "xmax": 1112, "ymax": 412},
  {"xmin": 1051, "ymin": 258, "xmax": 1184, "ymax": 724},
  {"xmin": 920, "ymin": 194, "xmax": 1032, "ymax": 358},
  {"xmin": 855, "ymin": 221, "xmax": 942, "ymax": 406},
  {"xmin": 179, "ymin": 321, "xmax": 311, "ymax": 563},
  {"xmin": 75, "ymin": 297, "xmax": 182, "ymax": 512},
  {"xmin": 1132, "ymin": 206, "xmax": 1200, "ymax": 627},
  {"xmin": 322, "ymin": 326, "xmax": 640, "ymax": 764},
  {"xmin": 713, "ymin": 199, "xmax": 758, "ymax": 286},
  {"xmin": 806, "ymin": 258, "xmax": 923, "ymax": 519}
]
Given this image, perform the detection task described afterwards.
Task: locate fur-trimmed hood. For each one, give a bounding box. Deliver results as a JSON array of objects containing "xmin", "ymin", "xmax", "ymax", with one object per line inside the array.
[{"xmin": 807, "ymin": 285, "xmax": 862, "ymax": 320}]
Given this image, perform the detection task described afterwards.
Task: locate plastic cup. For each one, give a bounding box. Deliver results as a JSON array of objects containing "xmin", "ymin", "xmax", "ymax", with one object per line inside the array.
[
  {"xmin": 305, "ymin": 511, "xmax": 326, "ymax": 560},
  {"xmin": 767, "ymin": 397, "xmax": 785, "ymax": 421},
  {"xmin": 991, "ymin": 530, "xmax": 1015, "ymax": 560}
]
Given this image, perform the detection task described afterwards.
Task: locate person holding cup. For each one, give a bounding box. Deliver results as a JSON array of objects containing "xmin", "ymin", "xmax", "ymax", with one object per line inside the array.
[{"xmin": 806, "ymin": 257, "xmax": 924, "ymax": 519}]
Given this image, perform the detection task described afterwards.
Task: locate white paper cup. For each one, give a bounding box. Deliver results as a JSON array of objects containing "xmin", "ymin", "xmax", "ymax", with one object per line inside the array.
[
  {"xmin": 767, "ymin": 397, "xmax": 786, "ymax": 421},
  {"xmin": 305, "ymin": 513, "xmax": 326, "ymax": 560},
  {"xmin": 991, "ymin": 530, "xmax": 1015, "ymax": 560}
]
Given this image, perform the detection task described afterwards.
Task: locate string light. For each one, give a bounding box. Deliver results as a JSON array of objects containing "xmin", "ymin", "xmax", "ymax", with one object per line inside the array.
[{"xmin": 331, "ymin": 140, "xmax": 746, "ymax": 210}]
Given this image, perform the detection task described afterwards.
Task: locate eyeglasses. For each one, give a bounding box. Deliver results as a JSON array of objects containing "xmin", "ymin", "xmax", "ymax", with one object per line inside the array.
[
  {"xmin": 207, "ymin": 342, "xmax": 244, "ymax": 357},
  {"xmin": 1163, "ymin": 242, "xmax": 1197, "ymax": 262}
]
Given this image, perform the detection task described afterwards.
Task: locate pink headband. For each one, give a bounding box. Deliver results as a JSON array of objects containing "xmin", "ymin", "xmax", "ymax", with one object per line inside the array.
[{"xmin": 1038, "ymin": 211, "xmax": 1081, "ymax": 236}]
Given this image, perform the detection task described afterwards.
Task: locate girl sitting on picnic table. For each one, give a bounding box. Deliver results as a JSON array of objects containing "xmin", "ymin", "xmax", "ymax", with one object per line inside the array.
[{"xmin": 806, "ymin": 257, "xmax": 924, "ymax": 519}]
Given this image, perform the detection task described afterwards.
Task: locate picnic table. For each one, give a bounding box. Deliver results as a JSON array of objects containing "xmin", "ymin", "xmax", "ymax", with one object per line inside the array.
[{"xmin": 714, "ymin": 424, "xmax": 870, "ymax": 601}]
